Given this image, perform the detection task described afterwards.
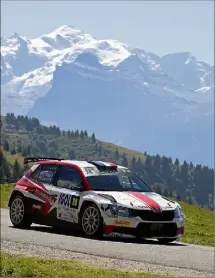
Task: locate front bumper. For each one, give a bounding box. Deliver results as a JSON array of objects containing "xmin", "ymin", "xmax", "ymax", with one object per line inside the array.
[{"xmin": 102, "ymin": 211, "xmax": 185, "ymax": 239}]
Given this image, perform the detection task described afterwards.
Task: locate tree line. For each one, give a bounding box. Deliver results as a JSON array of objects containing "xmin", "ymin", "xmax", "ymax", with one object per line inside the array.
[{"xmin": 1, "ymin": 113, "xmax": 214, "ymax": 210}]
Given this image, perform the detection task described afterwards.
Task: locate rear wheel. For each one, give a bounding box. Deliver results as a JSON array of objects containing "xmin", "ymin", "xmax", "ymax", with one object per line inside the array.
[
  {"xmin": 158, "ymin": 238, "xmax": 177, "ymax": 244},
  {"xmin": 9, "ymin": 195, "xmax": 32, "ymax": 228},
  {"xmin": 79, "ymin": 203, "xmax": 103, "ymax": 238}
]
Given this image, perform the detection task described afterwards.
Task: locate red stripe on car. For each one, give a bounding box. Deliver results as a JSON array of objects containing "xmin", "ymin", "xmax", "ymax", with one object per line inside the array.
[
  {"xmin": 126, "ymin": 191, "xmax": 162, "ymax": 212},
  {"xmin": 108, "ymin": 162, "xmax": 117, "ymax": 167}
]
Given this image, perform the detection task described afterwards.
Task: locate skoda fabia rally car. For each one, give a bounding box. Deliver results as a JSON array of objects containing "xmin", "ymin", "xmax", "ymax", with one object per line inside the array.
[{"xmin": 8, "ymin": 157, "xmax": 185, "ymax": 243}]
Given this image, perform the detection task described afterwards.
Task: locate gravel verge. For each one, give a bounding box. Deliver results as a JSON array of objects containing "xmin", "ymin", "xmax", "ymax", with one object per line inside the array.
[{"xmin": 1, "ymin": 240, "xmax": 213, "ymax": 277}]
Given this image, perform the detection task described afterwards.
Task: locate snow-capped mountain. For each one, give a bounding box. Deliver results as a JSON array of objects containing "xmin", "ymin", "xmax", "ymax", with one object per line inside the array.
[
  {"xmin": 1, "ymin": 25, "xmax": 133, "ymax": 114},
  {"xmin": 1, "ymin": 25, "xmax": 214, "ymax": 166}
]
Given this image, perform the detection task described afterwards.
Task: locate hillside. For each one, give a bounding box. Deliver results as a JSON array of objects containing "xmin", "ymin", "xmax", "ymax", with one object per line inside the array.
[{"xmin": 1, "ymin": 113, "xmax": 214, "ymax": 210}]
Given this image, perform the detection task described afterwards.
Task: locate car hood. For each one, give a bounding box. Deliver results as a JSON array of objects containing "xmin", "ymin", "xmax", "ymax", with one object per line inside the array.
[{"xmin": 94, "ymin": 191, "xmax": 178, "ymax": 211}]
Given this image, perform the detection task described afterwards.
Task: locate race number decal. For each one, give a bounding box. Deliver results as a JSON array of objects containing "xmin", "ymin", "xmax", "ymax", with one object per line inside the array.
[
  {"xmin": 71, "ymin": 196, "xmax": 79, "ymax": 208},
  {"xmin": 58, "ymin": 193, "xmax": 80, "ymax": 209}
]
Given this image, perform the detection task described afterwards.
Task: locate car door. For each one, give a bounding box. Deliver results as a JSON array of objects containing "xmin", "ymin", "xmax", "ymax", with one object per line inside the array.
[
  {"xmin": 28, "ymin": 163, "xmax": 59, "ymax": 217},
  {"xmin": 52, "ymin": 165, "xmax": 84, "ymax": 224}
]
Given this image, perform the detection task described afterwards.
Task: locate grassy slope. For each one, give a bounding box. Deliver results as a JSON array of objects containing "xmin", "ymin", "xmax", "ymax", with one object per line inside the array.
[
  {"xmin": 3, "ymin": 151, "xmax": 24, "ymax": 165},
  {"xmin": 1, "ymin": 184, "xmax": 213, "ymax": 246},
  {"xmin": 3, "ymin": 127, "xmax": 147, "ymax": 165},
  {"xmin": 1, "ymin": 252, "xmax": 165, "ymax": 278},
  {"xmin": 179, "ymin": 201, "xmax": 214, "ymax": 246}
]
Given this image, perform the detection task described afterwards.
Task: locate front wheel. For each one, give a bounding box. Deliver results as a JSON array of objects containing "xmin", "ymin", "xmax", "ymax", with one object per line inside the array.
[
  {"xmin": 9, "ymin": 195, "xmax": 32, "ymax": 228},
  {"xmin": 79, "ymin": 203, "xmax": 103, "ymax": 238},
  {"xmin": 158, "ymin": 238, "xmax": 177, "ymax": 244}
]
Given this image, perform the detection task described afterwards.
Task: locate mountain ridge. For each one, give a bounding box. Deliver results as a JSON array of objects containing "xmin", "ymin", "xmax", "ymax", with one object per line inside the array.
[
  {"xmin": 1, "ymin": 25, "xmax": 214, "ymax": 115},
  {"xmin": 1, "ymin": 25, "xmax": 214, "ymax": 166}
]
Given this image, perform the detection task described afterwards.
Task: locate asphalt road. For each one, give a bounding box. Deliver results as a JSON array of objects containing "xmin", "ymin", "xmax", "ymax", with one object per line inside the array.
[{"xmin": 1, "ymin": 208, "xmax": 214, "ymax": 275}]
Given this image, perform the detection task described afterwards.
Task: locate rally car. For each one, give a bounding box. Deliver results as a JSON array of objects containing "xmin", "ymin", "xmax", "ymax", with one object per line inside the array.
[{"xmin": 8, "ymin": 157, "xmax": 185, "ymax": 243}]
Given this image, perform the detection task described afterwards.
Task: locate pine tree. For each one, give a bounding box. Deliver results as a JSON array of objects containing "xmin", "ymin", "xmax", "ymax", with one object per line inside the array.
[
  {"xmin": 13, "ymin": 159, "xmax": 21, "ymax": 180},
  {"xmin": 84, "ymin": 130, "xmax": 88, "ymax": 137},
  {"xmin": 188, "ymin": 195, "xmax": 193, "ymax": 204},
  {"xmin": 80, "ymin": 130, "xmax": 84, "ymax": 139},
  {"xmin": 48, "ymin": 147, "xmax": 57, "ymax": 158},
  {"xmin": 36, "ymin": 125, "xmax": 43, "ymax": 134},
  {"xmin": 17, "ymin": 144, "xmax": 22, "ymax": 153},
  {"xmin": 10, "ymin": 147, "xmax": 16, "ymax": 155},
  {"xmin": 121, "ymin": 154, "xmax": 128, "ymax": 167},
  {"xmin": 115, "ymin": 148, "xmax": 119, "ymax": 159},
  {"xmin": 75, "ymin": 129, "xmax": 79, "ymax": 137},
  {"xmin": 2, "ymin": 160, "xmax": 11, "ymax": 181},
  {"xmin": 98, "ymin": 145, "xmax": 102, "ymax": 155},
  {"xmin": 155, "ymin": 184, "xmax": 162, "ymax": 195},
  {"xmin": 27, "ymin": 144, "xmax": 31, "ymax": 155},
  {"xmin": 15, "ymin": 121, "xmax": 20, "ymax": 131},
  {"xmin": 131, "ymin": 156, "xmax": 136, "ymax": 170},
  {"xmin": 174, "ymin": 158, "xmax": 180, "ymax": 167},
  {"xmin": 68, "ymin": 150, "xmax": 76, "ymax": 160},
  {"xmin": 169, "ymin": 188, "xmax": 173, "ymax": 197},
  {"xmin": 91, "ymin": 133, "xmax": 96, "ymax": 143},
  {"xmin": 21, "ymin": 146, "xmax": 28, "ymax": 157},
  {"xmin": 163, "ymin": 187, "xmax": 169, "ymax": 197},
  {"xmin": 176, "ymin": 191, "xmax": 181, "ymax": 201},
  {"xmin": 3, "ymin": 139, "xmax": 9, "ymax": 151}
]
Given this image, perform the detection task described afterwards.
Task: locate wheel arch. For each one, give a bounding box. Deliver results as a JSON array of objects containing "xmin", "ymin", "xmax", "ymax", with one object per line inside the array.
[
  {"xmin": 8, "ymin": 190, "xmax": 25, "ymax": 207},
  {"xmin": 79, "ymin": 200, "xmax": 101, "ymax": 214}
]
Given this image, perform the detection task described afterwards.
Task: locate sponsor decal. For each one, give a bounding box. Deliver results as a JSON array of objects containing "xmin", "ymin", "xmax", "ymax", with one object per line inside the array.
[
  {"xmin": 57, "ymin": 207, "xmax": 78, "ymax": 222},
  {"xmin": 58, "ymin": 193, "xmax": 80, "ymax": 209},
  {"xmin": 137, "ymin": 204, "xmax": 147, "ymax": 208},
  {"xmin": 84, "ymin": 167, "xmax": 98, "ymax": 175},
  {"xmin": 118, "ymin": 168, "xmax": 130, "ymax": 173},
  {"xmin": 115, "ymin": 220, "xmax": 131, "ymax": 227},
  {"xmin": 32, "ymin": 204, "xmax": 42, "ymax": 210},
  {"xmin": 34, "ymin": 189, "xmax": 56, "ymax": 205},
  {"xmin": 57, "ymin": 211, "xmax": 75, "ymax": 222}
]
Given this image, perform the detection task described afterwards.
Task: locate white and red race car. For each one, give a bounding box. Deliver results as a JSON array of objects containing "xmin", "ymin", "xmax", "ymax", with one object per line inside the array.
[{"xmin": 8, "ymin": 157, "xmax": 185, "ymax": 243}]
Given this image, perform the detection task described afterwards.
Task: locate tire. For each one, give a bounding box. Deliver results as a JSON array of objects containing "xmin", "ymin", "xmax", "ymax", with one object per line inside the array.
[
  {"xmin": 9, "ymin": 195, "xmax": 32, "ymax": 228},
  {"xmin": 79, "ymin": 203, "xmax": 103, "ymax": 238},
  {"xmin": 135, "ymin": 235, "xmax": 146, "ymax": 242},
  {"xmin": 158, "ymin": 238, "xmax": 177, "ymax": 244}
]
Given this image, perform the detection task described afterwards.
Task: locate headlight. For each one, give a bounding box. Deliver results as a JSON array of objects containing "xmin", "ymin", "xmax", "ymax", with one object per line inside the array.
[
  {"xmin": 117, "ymin": 206, "xmax": 130, "ymax": 217},
  {"xmin": 104, "ymin": 205, "xmax": 130, "ymax": 217},
  {"xmin": 109, "ymin": 205, "xmax": 118, "ymax": 216},
  {"xmin": 174, "ymin": 206, "xmax": 182, "ymax": 218}
]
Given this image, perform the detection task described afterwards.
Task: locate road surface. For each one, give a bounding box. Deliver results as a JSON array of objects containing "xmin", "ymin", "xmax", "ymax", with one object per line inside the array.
[{"xmin": 1, "ymin": 209, "xmax": 214, "ymax": 276}]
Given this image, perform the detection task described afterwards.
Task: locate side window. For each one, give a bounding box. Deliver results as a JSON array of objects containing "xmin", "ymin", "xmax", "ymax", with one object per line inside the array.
[
  {"xmin": 56, "ymin": 166, "xmax": 83, "ymax": 190},
  {"xmin": 30, "ymin": 164, "xmax": 57, "ymax": 184},
  {"xmin": 129, "ymin": 176, "xmax": 142, "ymax": 190},
  {"xmin": 120, "ymin": 175, "xmax": 131, "ymax": 189},
  {"xmin": 30, "ymin": 165, "xmax": 41, "ymax": 181}
]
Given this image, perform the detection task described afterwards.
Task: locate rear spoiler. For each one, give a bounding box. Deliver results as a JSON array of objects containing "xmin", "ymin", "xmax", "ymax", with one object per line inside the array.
[
  {"xmin": 88, "ymin": 161, "xmax": 118, "ymax": 172},
  {"xmin": 24, "ymin": 157, "xmax": 63, "ymax": 165}
]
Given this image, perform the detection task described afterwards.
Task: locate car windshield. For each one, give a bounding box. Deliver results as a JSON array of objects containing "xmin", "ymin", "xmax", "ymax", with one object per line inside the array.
[{"xmin": 86, "ymin": 172, "xmax": 152, "ymax": 192}]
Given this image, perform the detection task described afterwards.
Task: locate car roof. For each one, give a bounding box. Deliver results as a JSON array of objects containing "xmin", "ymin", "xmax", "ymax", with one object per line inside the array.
[{"xmin": 35, "ymin": 159, "xmax": 127, "ymax": 169}]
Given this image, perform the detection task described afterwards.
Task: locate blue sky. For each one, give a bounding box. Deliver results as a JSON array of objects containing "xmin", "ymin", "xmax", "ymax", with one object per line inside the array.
[{"xmin": 2, "ymin": 1, "xmax": 214, "ymax": 64}]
